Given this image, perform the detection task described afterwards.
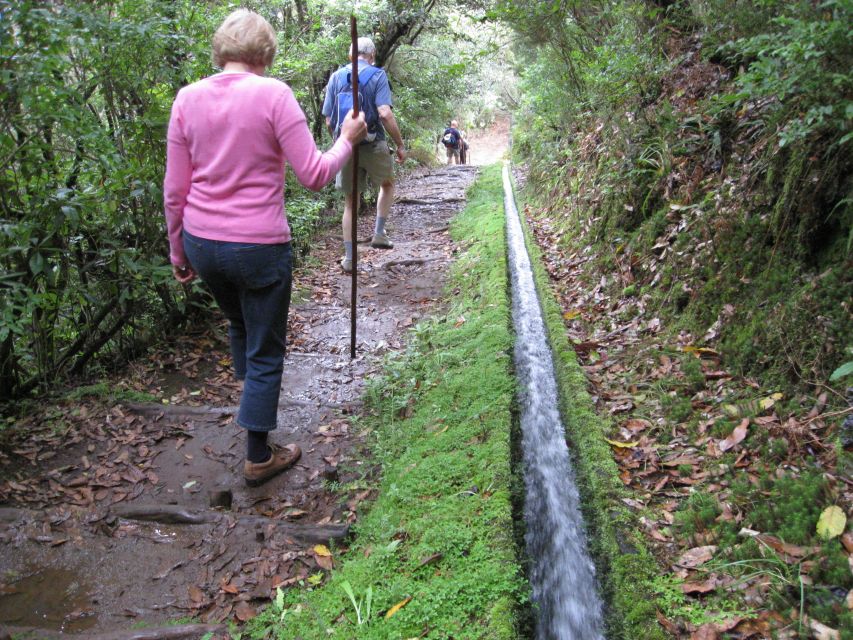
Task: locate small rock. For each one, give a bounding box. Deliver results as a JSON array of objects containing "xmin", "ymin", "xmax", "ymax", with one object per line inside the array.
[
  {"xmin": 208, "ymin": 488, "xmax": 233, "ymax": 510},
  {"xmin": 840, "ymin": 414, "xmax": 853, "ymax": 450},
  {"xmin": 322, "ymin": 466, "xmax": 339, "ymax": 483}
]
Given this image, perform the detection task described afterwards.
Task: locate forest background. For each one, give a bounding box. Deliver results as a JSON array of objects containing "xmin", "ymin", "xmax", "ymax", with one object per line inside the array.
[
  {"xmin": 0, "ymin": 0, "xmax": 510, "ymax": 399},
  {"xmin": 1, "ymin": 0, "xmax": 852, "ymax": 636}
]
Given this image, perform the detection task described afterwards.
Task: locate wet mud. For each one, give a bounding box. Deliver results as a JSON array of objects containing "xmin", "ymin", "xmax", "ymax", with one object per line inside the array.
[{"xmin": 0, "ymin": 164, "xmax": 481, "ymax": 637}]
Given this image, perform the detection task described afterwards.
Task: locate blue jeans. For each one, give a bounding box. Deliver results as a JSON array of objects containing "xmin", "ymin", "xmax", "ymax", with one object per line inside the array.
[{"xmin": 183, "ymin": 231, "xmax": 292, "ymax": 431}]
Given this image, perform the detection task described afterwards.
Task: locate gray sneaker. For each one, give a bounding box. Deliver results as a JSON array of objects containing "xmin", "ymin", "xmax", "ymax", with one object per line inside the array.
[
  {"xmin": 341, "ymin": 257, "xmax": 353, "ymax": 272},
  {"xmin": 370, "ymin": 232, "xmax": 394, "ymax": 249}
]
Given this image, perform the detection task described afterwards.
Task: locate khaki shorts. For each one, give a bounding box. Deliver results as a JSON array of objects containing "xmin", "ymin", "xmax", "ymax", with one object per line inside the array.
[
  {"xmin": 336, "ymin": 140, "xmax": 394, "ymax": 192},
  {"xmin": 446, "ymin": 146, "xmax": 460, "ymax": 161}
]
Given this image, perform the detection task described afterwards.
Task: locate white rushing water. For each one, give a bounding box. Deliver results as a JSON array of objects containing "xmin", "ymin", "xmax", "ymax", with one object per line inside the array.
[{"xmin": 502, "ymin": 165, "xmax": 606, "ymax": 640}]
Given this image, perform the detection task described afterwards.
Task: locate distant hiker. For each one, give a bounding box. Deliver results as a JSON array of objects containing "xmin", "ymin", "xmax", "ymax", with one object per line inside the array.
[
  {"xmin": 163, "ymin": 9, "xmax": 366, "ymax": 486},
  {"xmin": 441, "ymin": 120, "xmax": 464, "ymax": 165},
  {"xmin": 322, "ymin": 37, "xmax": 406, "ymax": 273}
]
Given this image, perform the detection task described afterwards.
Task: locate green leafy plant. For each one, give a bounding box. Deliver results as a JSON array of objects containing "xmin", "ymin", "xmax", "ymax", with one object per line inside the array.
[
  {"xmin": 340, "ymin": 580, "xmax": 373, "ymax": 626},
  {"xmin": 829, "ymin": 349, "xmax": 853, "ymax": 381},
  {"xmin": 718, "ymin": 0, "xmax": 852, "ymax": 147}
]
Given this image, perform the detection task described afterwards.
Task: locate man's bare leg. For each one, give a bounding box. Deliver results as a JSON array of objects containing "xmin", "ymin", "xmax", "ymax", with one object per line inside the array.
[
  {"xmin": 371, "ymin": 180, "xmax": 394, "ymax": 248},
  {"xmin": 342, "ymin": 192, "xmax": 355, "ymax": 269},
  {"xmin": 377, "ymin": 180, "xmax": 394, "ymax": 223}
]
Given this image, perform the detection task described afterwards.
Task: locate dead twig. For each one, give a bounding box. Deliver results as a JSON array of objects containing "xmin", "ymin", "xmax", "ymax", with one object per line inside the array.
[{"xmin": 804, "ymin": 406, "xmax": 852, "ymax": 425}]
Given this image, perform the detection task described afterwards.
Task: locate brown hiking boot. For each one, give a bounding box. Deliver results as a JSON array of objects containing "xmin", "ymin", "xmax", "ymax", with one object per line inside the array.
[{"xmin": 243, "ymin": 443, "xmax": 301, "ymax": 487}]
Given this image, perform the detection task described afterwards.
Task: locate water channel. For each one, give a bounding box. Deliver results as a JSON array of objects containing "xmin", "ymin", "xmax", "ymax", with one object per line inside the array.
[{"xmin": 503, "ymin": 165, "xmax": 606, "ymax": 639}]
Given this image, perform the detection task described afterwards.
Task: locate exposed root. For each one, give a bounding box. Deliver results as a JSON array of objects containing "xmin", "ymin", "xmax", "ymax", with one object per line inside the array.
[
  {"xmin": 109, "ymin": 504, "xmax": 350, "ymax": 543},
  {"xmin": 382, "ymin": 258, "xmax": 436, "ymax": 270},
  {"xmin": 0, "ymin": 623, "xmax": 228, "ymax": 640},
  {"xmin": 396, "ymin": 197, "xmax": 464, "ymax": 205}
]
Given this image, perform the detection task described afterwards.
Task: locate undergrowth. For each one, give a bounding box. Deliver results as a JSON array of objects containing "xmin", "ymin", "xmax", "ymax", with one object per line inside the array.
[{"xmin": 503, "ymin": 0, "xmax": 852, "ymax": 635}]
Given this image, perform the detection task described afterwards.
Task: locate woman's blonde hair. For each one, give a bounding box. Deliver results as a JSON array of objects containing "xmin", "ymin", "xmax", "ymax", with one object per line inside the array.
[{"xmin": 212, "ymin": 9, "xmax": 277, "ymax": 69}]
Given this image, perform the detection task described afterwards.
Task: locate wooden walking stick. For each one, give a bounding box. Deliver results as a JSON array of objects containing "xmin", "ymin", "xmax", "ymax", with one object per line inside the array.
[{"xmin": 349, "ymin": 15, "xmax": 359, "ymax": 359}]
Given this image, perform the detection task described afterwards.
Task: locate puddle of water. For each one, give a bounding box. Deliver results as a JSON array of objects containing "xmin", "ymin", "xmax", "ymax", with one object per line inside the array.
[
  {"xmin": 0, "ymin": 567, "xmax": 98, "ymax": 632},
  {"xmin": 503, "ymin": 164, "xmax": 605, "ymax": 639}
]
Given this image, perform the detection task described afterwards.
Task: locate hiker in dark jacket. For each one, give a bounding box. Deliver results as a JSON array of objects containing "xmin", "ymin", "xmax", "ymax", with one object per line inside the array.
[
  {"xmin": 322, "ymin": 37, "xmax": 406, "ymax": 273},
  {"xmin": 440, "ymin": 120, "xmax": 464, "ymax": 165}
]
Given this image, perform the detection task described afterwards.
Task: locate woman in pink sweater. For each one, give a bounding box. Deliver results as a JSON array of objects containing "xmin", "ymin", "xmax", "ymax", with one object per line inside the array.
[{"xmin": 164, "ymin": 10, "xmax": 366, "ymax": 487}]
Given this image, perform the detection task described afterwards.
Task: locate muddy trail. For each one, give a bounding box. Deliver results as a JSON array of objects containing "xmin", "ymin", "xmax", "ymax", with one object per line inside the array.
[{"xmin": 0, "ymin": 163, "xmax": 482, "ymax": 638}]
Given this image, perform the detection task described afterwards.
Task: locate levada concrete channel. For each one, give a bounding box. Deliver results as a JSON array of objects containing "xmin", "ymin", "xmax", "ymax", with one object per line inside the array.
[{"xmin": 502, "ymin": 164, "xmax": 605, "ymax": 639}]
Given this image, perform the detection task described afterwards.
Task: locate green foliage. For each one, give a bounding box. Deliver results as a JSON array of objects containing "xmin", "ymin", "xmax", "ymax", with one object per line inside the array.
[
  {"xmin": 650, "ymin": 573, "xmax": 750, "ymax": 628},
  {"xmin": 499, "ymin": 0, "xmax": 852, "ymax": 389},
  {"xmin": 830, "ymin": 356, "xmax": 853, "ymax": 381},
  {"xmin": 688, "ymin": 0, "xmax": 813, "ymax": 45},
  {"xmin": 701, "ymin": 469, "xmax": 853, "ymax": 632},
  {"xmin": 674, "ymin": 492, "xmax": 720, "ymax": 541},
  {"xmin": 340, "ymin": 580, "xmax": 373, "ymax": 625},
  {"xmin": 0, "ymin": 0, "xmax": 208, "ymax": 397},
  {"xmin": 662, "ymin": 393, "xmax": 694, "ymax": 424},
  {"xmin": 716, "ymin": 0, "xmax": 852, "ymax": 148}
]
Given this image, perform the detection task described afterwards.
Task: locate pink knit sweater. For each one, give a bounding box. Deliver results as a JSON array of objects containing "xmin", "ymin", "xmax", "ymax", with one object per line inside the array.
[{"xmin": 164, "ymin": 72, "xmax": 352, "ymax": 266}]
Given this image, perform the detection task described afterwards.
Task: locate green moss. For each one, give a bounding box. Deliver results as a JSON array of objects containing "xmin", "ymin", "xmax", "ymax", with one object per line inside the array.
[
  {"xmin": 662, "ymin": 393, "xmax": 693, "ymax": 424},
  {"xmin": 64, "ymin": 382, "xmax": 157, "ymax": 404},
  {"xmin": 674, "ymin": 492, "xmax": 720, "ymax": 541},
  {"xmin": 681, "ymin": 355, "xmax": 706, "ymax": 392},
  {"xmin": 745, "ymin": 470, "xmax": 828, "ymax": 545},
  {"xmin": 710, "ymin": 418, "xmax": 735, "ymax": 439}
]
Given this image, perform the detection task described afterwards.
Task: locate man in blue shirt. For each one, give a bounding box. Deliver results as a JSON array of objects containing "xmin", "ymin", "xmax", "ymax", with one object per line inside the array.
[{"xmin": 322, "ymin": 37, "xmax": 406, "ymax": 273}]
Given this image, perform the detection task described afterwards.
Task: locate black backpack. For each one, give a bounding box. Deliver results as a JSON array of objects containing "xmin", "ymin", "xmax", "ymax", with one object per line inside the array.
[
  {"xmin": 441, "ymin": 127, "xmax": 459, "ymax": 148},
  {"xmin": 333, "ymin": 65, "xmax": 382, "ymax": 142}
]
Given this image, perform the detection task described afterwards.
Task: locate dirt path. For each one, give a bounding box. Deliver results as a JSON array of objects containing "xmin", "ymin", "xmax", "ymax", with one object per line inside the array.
[
  {"xmin": 0, "ymin": 164, "xmax": 481, "ymax": 638},
  {"xmin": 466, "ymin": 117, "xmax": 510, "ymax": 166}
]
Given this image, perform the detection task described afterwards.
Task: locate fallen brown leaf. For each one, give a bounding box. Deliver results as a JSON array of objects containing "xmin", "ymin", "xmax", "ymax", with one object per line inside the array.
[
  {"xmin": 188, "ymin": 585, "xmax": 205, "ymax": 603},
  {"xmin": 624, "ymin": 418, "xmax": 652, "ymax": 432},
  {"xmin": 417, "ymin": 552, "xmax": 443, "ymax": 568},
  {"xmin": 234, "ymin": 601, "xmax": 256, "ymax": 622},
  {"xmin": 690, "ymin": 623, "xmax": 718, "ymax": 640},
  {"xmin": 739, "ymin": 529, "xmax": 818, "ymax": 562},
  {"xmin": 801, "ymin": 614, "xmax": 839, "ymax": 640},
  {"xmin": 681, "ymin": 575, "xmax": 717, "ymax": 594},
  {"xmin": 656, "ymin": 610, "xmax": 679, "ymax": 635},
  {"xmin": 676, "ymin": 545, "xmax": 717, "ymax": 568},
  {"xmin": 718, "ymin": 419, "xmax": 749, "ymax": 453}
]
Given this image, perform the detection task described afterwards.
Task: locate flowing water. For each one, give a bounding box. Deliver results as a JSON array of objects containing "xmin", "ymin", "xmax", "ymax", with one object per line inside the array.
[{"xmin": 503, "ymin": 165, "xmax": 606, "ymax": 639}]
